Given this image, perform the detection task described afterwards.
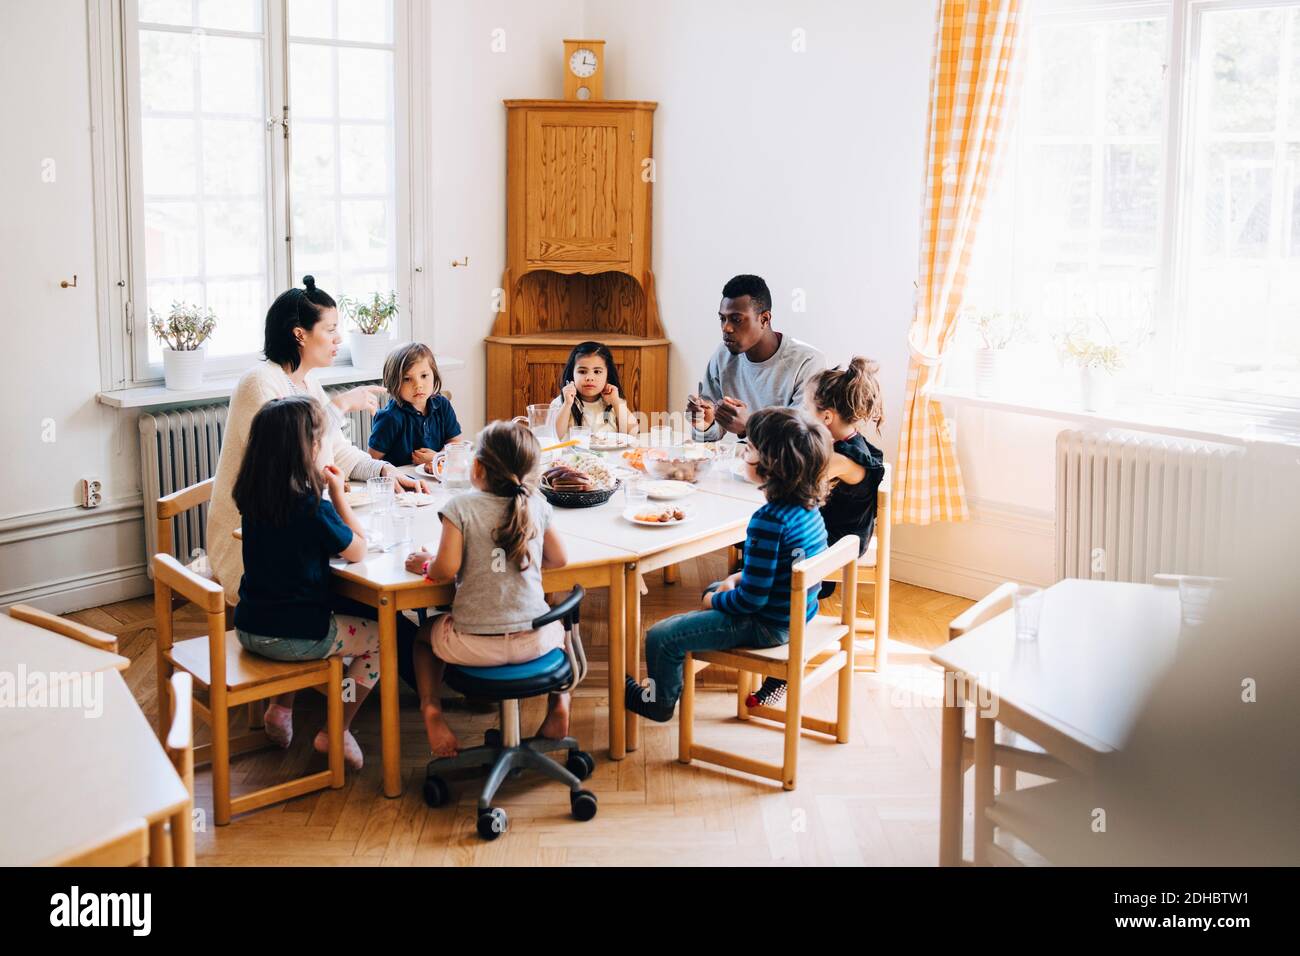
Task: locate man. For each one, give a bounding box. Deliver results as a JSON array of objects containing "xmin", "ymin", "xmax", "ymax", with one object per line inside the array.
[{"xmin": 688, "ymin": 274, "xmax": 826, "ymax": 439}]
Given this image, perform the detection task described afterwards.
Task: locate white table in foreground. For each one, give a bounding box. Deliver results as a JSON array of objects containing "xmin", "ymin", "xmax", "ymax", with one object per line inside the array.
[
  {"xmin": 0, "ymin": 613, "xmax": 129, "ymax": 676},
  {"xmin": 929, "ymin": 578, "xmax": 1180, "ymax": 866},
  {"xmin": 0, "ymin": 670, "xmax": 188, "ymax": 865},
  {"xmin": 329, "ymin": 490, "xmax": 636, "ymax": 795}
]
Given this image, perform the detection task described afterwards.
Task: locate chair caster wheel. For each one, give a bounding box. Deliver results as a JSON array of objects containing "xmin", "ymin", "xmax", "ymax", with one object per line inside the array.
[
  {"xmin": 484, "ymin": 728, "xmax": 502, "ymax": 748},
  {"xmin": 423, "ymin": 774, "xmax": 450, "ymax": 808},
  {"xmin": 570, "ymin": 789, "xmax": 598, "ymax": 821},
  {"xmin": 477, "ymin": 807, "xmax": 508, "ymax": 840},
  {"xmin": 565, "ymin": 750, "xmax": 595, "ymax": 781}
]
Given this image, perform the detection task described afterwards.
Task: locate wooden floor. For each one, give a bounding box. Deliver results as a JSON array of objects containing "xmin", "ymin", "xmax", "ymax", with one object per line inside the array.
[{"xmin": 68, "ymin": 554, "xmax": 972, "ymax": 866}]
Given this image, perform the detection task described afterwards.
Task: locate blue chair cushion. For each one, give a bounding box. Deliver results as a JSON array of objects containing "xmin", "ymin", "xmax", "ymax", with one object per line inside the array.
[{"xmin": 444, "ymin": 648, "xmax": 572, "ymax": 701}]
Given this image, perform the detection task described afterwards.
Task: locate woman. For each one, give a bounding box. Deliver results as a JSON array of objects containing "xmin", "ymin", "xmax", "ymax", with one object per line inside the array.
[{"xmin": 207, "ymin": 276, "xmax": 426, "ymax": 743}]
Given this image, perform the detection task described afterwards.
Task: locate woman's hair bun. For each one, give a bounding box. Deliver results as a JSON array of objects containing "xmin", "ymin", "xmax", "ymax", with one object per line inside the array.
[{"xmin": 302, "ymin": 275, "xmax": 316, "ymax": 290}]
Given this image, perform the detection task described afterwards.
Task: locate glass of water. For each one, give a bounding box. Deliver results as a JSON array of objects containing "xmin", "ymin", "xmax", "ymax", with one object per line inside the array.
[
  {"xmin": 1012, "ymin": 585, "xmax": 1044, "ymax": 642},
  {"xmin": 569, "ymin": 425, "xmax": 591, "ymax": 449},
  {"xmin": 366, "ymin": 476, "xmax": 395, "ymax": 512},
  {"xmin": 623, "ymin": 476, "xmax": 648, "ymax": 509}
]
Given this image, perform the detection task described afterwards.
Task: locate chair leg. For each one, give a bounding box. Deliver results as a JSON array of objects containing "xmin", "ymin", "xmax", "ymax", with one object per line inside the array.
[
  {"xmin": 736, "ymin": 669, "xmax": 752, "ymax": 720},
  {"xmin": 781, "ymin": 671, "xmax": 802, "ymax": 791},
  {"xmin": 679, "ymin": 652, "xmax": 695, "ymax": 763},
  {"xmin": 211, "ymin": 697, "xmax": 232, "ymax": 827},
  {"xmin": 663, "ymin": 563, "xmax": 680, "ymax": 585},
  {"xmin": 327, "ymin": 658, "xmax": 345, "ymax": 788},
  {"xmin": 836, "ymin": 633, "xmax": 853, "ymax": 745},
  {"xmin": 148, "ymin": 821, "xmax": 170, "ymax": 866},
  {"xmin": 247, "ymin": 700, "xmax": 265, "ymax": 730}
]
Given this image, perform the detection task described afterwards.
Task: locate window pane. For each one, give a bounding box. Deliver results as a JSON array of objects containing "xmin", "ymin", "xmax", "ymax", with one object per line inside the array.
[
  {"xmin": 138, "ymin": 25, "xmax": 269, "ymax": 365},
  {"xmin": 1185, "ymin": 5, "xmax": 1300, "ymax": 401},
  {"xmin": 288, "ymin": 3, "xmax": 397, "ymax": 317}
]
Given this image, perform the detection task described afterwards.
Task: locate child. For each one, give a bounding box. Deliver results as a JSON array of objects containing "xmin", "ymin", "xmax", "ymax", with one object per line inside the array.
[
  {"xmin": 549, "ymin": 340, "xmax": 636, "ymax": 438},
  {"xmin": 625, "ymin": 407, "xmax": 831, "ymax": 723},
  {"xmin": 369, "ymin": 342, "xmax": 461, "ymax": 467},
  {"xmin": 232, "ymin": 395, "xmax": 419, "ymax": 769},
  {"xmin": 748, "ymin": 358, "xmax": 887, "ymax": 708},
  {"xmin": 404, "ymin": 420, "xmax": 570, "ymax": 757}
]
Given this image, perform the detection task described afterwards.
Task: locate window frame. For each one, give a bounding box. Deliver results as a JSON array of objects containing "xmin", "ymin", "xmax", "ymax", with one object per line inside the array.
[
  {"xmin": 90, "ymin": 0, "xmax": 427, "ymax": 390},
  {"xmin": 966, "ymin": 0, "xmax": 1300, "ymax": 428}
]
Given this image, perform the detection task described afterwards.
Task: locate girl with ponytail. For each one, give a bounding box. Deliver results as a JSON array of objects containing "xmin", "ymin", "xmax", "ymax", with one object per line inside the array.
[{"xmin": 404, "ymin": 420, "xmax": 570, "ymax": 757}]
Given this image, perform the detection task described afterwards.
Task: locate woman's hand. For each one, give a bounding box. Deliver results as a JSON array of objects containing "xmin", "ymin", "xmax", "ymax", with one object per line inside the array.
[
  {"xmin": 382, "ymin": 464, "xmax": 430, "ymax": 494},
  {"xmin": 411, "ymin": 447, "xmax": 435, "ymax": 466},
  {"xmin": 601, "ymin": 382, "xmax": 622, "ymax": 405},
  {"xmin": 561, "ymin": 381, "xmax": 578, "ymax": 405},
  {"xmin": 331, "ymin": 384, "xmax": 387, "ymax": 415},
  {"xmin": 405, "ymin": 550, "xmax": 434, "ymax": 576}
]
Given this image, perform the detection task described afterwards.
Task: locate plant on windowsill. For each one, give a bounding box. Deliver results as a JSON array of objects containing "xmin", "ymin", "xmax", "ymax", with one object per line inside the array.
[
  {"xmin": 150, "ymin": 302, "xmax": 217, "ymax": 391},
  {"xmin": 340, "ymin": 291, "xmax": 399, "ymax": 370},
  {"xmin": 965, "ymin": 309, "xmax": 1029, "ymax": 398},
  {"xmin": 1056, "ymin": 317, "xmax": 1126, "ymax": 412}
]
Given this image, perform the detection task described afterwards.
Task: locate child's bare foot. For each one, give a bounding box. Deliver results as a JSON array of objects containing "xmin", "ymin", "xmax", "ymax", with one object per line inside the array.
[
  {"xmin": 421, "ymin": 702, "xmax": 460, "ymax": 757},
  {"xmin": 264, "ymin": 703, "xmax": 293, "ymax": 748},
  {"xmin": 535, "ymin": 692, "xmax": 571, "ymax": 739},
  {"xmin": 314, "ymin": 728, "xmax": 363, "ymax": 770}
]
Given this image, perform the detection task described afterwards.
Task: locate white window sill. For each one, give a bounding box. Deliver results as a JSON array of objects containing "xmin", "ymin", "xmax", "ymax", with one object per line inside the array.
[
  {"xmin": 96, "ymin": 355, "xmax": 465, "ymax": 410},
  {"xmin": 930, "ymin": 383, "xmax": 1300, "ymax": 448}
]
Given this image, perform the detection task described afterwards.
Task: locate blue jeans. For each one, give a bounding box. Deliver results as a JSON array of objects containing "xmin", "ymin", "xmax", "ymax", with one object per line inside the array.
[{"xmin": 643, "ymin": 586, "xmax": 788, "ymax": 709}]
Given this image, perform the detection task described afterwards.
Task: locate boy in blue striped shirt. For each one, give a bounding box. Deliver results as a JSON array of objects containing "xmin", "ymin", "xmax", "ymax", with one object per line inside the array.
[{"xmin": 626, "ymin": 407, "xmax": 831, "ymax": 722}]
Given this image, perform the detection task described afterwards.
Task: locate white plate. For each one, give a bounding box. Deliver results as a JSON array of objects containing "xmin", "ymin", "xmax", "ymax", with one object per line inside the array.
[
  {"xmin": 643, "ymin": 480, "xmax": 696, "ymax": 501},
  {"xmin": 396, "ymin": 492, "xmax": 438, "ymax": 507},
  {"xmin": 622, "ymin": 504, "xmax": 693, "ymax": 527},
  {"xmin": 587, "ymin": 432, "xmax": 635, "ymax": 451}
]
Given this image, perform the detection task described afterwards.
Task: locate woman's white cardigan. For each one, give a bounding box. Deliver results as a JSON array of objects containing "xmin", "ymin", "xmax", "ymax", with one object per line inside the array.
[{"xmin": 206, "ymin": 360, "xmax": 384, "ymax": 604}]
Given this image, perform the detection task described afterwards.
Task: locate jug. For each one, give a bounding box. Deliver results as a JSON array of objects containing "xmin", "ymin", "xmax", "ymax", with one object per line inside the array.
[{"xmin": 430, "ymin": 440, "xmax": 474, "ymax": 489}]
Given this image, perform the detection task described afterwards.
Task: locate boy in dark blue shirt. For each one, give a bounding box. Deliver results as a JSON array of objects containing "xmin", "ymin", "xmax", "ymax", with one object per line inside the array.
[{"xmin": 368, "ymin": 343, "xmax": 461, "ymax": 468}]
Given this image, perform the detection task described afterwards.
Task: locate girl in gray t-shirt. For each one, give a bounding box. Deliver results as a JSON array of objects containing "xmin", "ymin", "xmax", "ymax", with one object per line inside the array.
[{"xmin": 405, "ymin": 421, "xmax": 570, "ymax": 758}]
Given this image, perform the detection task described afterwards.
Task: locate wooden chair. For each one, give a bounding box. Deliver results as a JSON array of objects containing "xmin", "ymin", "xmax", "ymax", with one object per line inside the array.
[
  {"xmin": 160, "ymin": 671, "xmax": 196, "ymax": 866},
  {"xmin": 6, "ymin": 604, "xmax": 118, "ymax": 654},
  {"xmin": 817, "ymin": 462, "xmax": 892, "ymax": 672},
  {"xmin": 679, "ymin": 535, "xmax": 861, "ymax": 791},
  {"xmin": 947, "ymin": 582, "xmax": 1072, "ymax": 865},
  {"xmin": 152, "ymin": 552, "xmax": 345, "ymax": 826},
  {"xmin": 49, "ymin": 819, "xmax": 150, "ymax": 867}
]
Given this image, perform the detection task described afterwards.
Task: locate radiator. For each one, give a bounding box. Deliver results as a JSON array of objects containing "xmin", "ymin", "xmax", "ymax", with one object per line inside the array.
[
  {"xmin": 139, "ymin": 382, "xmax": 381, "ymax": 566},
  {"xmin": 1055, "ymin": 429, "xmax": 1245, "ymax": 583}
]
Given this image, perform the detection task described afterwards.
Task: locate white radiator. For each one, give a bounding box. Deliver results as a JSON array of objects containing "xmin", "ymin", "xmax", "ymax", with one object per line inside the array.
[
  {"xmin": 139, "ymin": 383, "xmax": 381, "ymax": 566},
  {"xmin": 1055, "ymin": 429, "xmax": 1245, "ymax": 583}
]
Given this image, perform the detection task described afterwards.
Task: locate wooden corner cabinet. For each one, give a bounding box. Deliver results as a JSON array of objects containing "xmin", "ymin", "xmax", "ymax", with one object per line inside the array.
[{"xmin": 486, "ymin": 99, "xmax": 668, "ymax": 423}]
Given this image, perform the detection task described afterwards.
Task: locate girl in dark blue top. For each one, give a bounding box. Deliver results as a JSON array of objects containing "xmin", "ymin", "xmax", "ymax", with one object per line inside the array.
[
  {"xmin": 233, "ymin": 395, "xmax": 417, "ymax": 770},
  {"xmin": 626, "ymin": 408, "xmax": 831, "ymax": 722},
  {"xmin": 368, "ymin": 343, "xmax": 461, "ymax": 468}
]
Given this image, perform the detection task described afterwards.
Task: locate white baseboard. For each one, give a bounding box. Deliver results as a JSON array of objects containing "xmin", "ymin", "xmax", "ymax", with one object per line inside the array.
[{"xmin": 1, "ymin": 563, "xmax": 152, "ymax": 615}]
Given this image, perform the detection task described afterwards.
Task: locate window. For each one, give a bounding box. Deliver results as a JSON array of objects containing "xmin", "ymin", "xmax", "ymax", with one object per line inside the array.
[
  {"xmin": 104, "ymin": 0, "xmax": 418, "ymax": 384},
  {"xmin": 965, "ymin": 0, "xmax": 1300, "ymax": 413}
]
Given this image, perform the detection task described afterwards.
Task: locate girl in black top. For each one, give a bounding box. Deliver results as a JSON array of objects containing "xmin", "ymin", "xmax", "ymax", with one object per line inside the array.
[{"xmin": 747, "ymin": 358, "xmax": 886, "ymax": 710}]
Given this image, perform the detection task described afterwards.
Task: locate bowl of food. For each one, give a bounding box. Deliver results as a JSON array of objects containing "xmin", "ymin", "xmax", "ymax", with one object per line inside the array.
[
  {"xmin": 643, "ymin": 446, "xmax": 714, "ymax": 483},
  {"xmin": 539, "ymin": 458, "xmax": 619, "ymax": 508}
]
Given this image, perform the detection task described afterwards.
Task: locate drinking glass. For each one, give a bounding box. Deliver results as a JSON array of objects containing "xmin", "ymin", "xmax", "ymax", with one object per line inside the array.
[
  {"xmin": 1178, "ymin": 576, "xmax": 1218, "ymax": 628},
  {"xmin": 389, "ymin": 511, "xmax": 413, "ymax": 551},
  {"xmin": 570, "ymin": 425, "xmax": 591, "ymax": 449},
  {"xmin": 366, "ymin": 476, "xmax": 395, "ymax": 512},
  {"xmin": 623, "ymin": 476, "xmax": 648, "ymax": 509},
  {"xmin": 1012, "ymin": 585, "xmax": 1044, "ymax": 642}
]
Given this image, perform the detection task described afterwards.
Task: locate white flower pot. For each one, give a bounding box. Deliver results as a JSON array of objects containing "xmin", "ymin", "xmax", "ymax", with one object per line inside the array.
[
  {"xmin": 162, "ymin": 346, "xmax": 207, "ymax": 391},
  {"xmin": 973, "ymin": 347, "xmax": 1003, "ymax": 398},
  {"xmin": 1079, "ymin": 365, "xmax": 1116, "ymax": 412},
  {"xmin": 348, "ymin": 330, "xmax": 393, "ymax": 371}
]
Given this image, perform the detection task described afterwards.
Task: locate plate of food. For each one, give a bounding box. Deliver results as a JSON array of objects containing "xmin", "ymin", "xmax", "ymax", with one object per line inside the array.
[
  {"xmin": 643, "ymin": 480, "xmax": 695, "ymax": 501},
  {"xmin": 588, "ymin": 432, "xmax": 635, "ymax": 451},
  {"xmin": 623, "ymin": 504, "xmax": 692, "ymax": 526},
  {"xmin": 396, "ymin": 491, "xmax": 438, "ymax": 508}
]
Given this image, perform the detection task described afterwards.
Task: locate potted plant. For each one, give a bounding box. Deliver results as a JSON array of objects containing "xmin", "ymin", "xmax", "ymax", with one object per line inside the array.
[
  {"xmin": 340, "ymin": 291, "xmax": 399, "ymax": 370},
  {"xmin": 966, "ymin": 309, "xmax": 1028, "ymax": 397},
  {"xmin": 1056, "ymin": 317, "xmax": 1125, "ymax": 411},
  {"xmin": 150, "ymin": 302, "xmax": 217, "ymax": 390}
]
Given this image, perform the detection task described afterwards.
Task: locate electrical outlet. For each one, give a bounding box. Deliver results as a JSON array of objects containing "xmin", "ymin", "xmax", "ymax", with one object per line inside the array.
[{"xmin": 79, "ymin": 477, "xmax": 103, "ymax": 509}]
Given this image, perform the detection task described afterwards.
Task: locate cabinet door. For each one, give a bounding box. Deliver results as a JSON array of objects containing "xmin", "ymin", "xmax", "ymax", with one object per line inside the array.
[{"xmin": 525, "ymin": 111, "xmax": 633, "ymax": 264}]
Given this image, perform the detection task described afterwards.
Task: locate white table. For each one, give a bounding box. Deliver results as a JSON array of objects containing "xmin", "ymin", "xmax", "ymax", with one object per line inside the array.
[
  {"xmin": 0, "ymin": 613, "xmax": 129, "ymax": 676},
  {"xmin": 0, "ymin": 670, "xmax": 189, "ymax": 865},
  {"xmin": 929, "ymin": 578, "xmax": 1181, "ymax": 865}
]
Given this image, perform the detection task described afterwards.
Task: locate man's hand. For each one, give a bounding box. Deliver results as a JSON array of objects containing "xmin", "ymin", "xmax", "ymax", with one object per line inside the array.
[
  {"xmin": 713, "ymin": 397, "xmax": 749, "ymax": 435},
  {"xmin": 686, "ymin": 394, "xmax": 715, "ymax": 430}
]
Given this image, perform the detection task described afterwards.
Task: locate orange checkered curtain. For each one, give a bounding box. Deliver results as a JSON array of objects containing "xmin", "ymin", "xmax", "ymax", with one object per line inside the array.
[{"xmin": 894, "ymin": 0, "xmax": 1026, "ymax": 525}]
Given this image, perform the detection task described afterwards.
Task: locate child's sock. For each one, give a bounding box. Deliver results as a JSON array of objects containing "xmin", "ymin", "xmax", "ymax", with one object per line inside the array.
[
  {"xmin": 314, "ymin": 728, "xmax": 363, "ymax": 770},
  {"xmin": 746, "ymin": 676, "xmax": 788, "ymax": 709},
  {"xmin": 624, "ymin": 676, "xmax": 675, "ymax": 723},
  {"xmin": 264, "ymin": 703, "xmax": 293, "ymax": 748}
]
